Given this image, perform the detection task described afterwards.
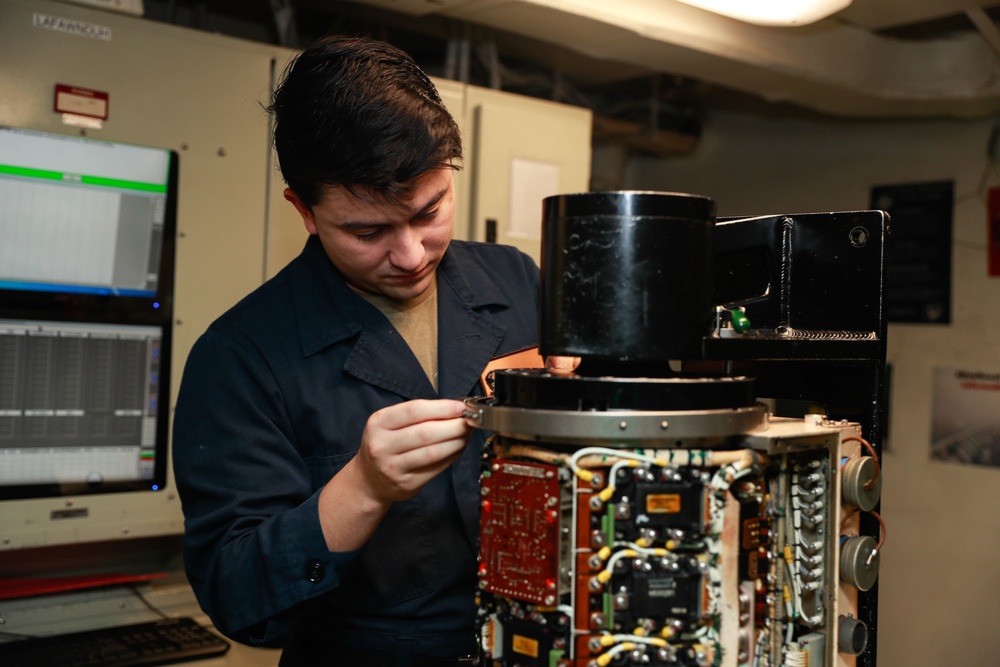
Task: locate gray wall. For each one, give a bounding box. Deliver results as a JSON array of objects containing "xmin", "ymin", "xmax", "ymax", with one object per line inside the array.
[{"xmin": 621, "ymin": 110, "xmax": 1000, "ymax": 666}]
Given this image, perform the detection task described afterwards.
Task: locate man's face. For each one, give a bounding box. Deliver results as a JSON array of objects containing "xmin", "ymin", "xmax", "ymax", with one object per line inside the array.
[{"xmin": 285, "ymin": 168, "xmax": 456, "ymax": 302}]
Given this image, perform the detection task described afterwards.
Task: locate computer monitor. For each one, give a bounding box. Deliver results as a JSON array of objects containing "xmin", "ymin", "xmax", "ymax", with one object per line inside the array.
[
  {"xmin": 0, "ymin": 128, "xmax": 171, "ymax": 298},
  {"xmin": 0, "ymin": 127, "xmax": 176, "ymax": 505}
]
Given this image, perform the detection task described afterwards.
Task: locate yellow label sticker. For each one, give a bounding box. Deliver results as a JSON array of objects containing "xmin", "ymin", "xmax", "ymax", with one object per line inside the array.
[
  {"xmin": 512, "ymin": 634, "xmax": 539, "ymax": 657},
  {"xmin": 646, "ymin": 493, "xmax": 681, "ymax": 513}
]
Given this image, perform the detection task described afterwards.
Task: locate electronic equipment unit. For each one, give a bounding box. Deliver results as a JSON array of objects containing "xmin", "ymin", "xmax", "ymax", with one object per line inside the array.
[
  {"xmin": 0, "ymin": 126, "xmax": 178, "ymax": 543},
  {"xmin": 466, "ymin": 192, "xmax": 888, "ymax": 667}
]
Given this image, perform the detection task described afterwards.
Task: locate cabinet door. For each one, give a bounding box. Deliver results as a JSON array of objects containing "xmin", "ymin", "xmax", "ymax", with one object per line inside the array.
[
  {"xmin": 435, "ymin": 78, "xmax": 473, "ymax": 244},
  {"xmin": 466, "ymin": 87, "xmax": 592, "ymax": 263}
]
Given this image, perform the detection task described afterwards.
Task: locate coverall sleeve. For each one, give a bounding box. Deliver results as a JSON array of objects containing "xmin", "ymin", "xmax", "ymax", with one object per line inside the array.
[{"xmin": 172, "ymin": 326, "xmax": 359, "ymax": 646}]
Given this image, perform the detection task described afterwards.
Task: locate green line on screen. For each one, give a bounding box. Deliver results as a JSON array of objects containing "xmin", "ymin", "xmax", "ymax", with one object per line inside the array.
[
  {"xmin": 0, "ymin": 163, "xmax": 166, "ymax": 193},
  {"xmin": 0, "ymin": 164, "xmax": 62, "ymax": 180},
  {"xmin": 81, "ymin": 174, "xmax": 167, "ymax": 193}
]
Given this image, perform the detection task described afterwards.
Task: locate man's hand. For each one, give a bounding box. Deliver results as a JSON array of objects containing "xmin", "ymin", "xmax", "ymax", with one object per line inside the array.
[
  {"xmin": 317, "ymin": 399, "xmax": 472, "ymax": 551},
  {"xmin": 354, "ymin": 399, "xmax": 473, "ymax": 503},
  {"xmin": 545, "ymin": 355, "xmax": 581, "ymax": 375}
]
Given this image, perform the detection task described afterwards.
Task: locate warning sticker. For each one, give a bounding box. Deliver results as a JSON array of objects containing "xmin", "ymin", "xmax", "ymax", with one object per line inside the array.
[{"xmin": 646, "ymin": 493, "xmax": 682, "ymax": 514}]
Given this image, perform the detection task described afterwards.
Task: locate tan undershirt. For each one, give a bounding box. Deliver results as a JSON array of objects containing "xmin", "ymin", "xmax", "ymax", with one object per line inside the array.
[{"xmin": 354, "ymin": 278, "xmax": 439, "ymax": 393}]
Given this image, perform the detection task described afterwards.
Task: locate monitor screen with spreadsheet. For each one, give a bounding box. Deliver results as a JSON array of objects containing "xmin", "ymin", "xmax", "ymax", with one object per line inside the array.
[
  {"xmin": 0, "ymin": 127, "xmax": 171, "ymax": 297},
  {"xmin": 0, "ymin": 320, "xmax": 165, "ymax": 495},
  {"xmin": 0, "ymin": 126, "xmax": 176, "ymax": 501}
]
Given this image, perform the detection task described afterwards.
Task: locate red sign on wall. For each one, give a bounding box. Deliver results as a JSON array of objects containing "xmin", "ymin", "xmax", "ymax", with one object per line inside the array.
[
  {"xmin": 989, "ymin": 187, "xmax": 1000, "ymax": 277},
  {"xmin": 54, "ymin": 84, "xmax": 109, "ymax": 120}
]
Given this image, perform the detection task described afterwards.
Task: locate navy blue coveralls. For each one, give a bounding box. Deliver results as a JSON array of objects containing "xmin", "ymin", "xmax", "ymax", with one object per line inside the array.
[{"xmin": 173, "ymin": 235, "xmax": 539, "ymax": 662}]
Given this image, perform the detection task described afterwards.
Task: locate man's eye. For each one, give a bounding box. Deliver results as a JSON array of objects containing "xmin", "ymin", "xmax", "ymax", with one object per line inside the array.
[
  {"xmin": 355, "ymin": 229, "xmax": 383, "ymax": 242},
  {"xmin": 415, "ymin": 208, "xmax": 438, "ymax": 221}
]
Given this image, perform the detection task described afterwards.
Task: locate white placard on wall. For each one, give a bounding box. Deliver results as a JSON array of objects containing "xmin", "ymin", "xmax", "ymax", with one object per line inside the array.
[
  {"xmin": 931, "ymin": 367, "xmax": 1000, "ymax": 466},
  {"xmin": 508, "ymin": 158, "xmax": 560, "ymax": 240}
]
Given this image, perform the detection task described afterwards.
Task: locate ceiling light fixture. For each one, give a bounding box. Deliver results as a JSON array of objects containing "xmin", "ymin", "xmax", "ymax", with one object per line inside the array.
[{"xmin": 674, "ymin": 0, "xmax": 852, "ymax": 26}]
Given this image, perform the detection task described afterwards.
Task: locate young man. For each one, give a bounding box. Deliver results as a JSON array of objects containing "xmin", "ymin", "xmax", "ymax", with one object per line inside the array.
[{"xmin": 173, "ymin": 36, "xmax": 543, "ymax": 665}]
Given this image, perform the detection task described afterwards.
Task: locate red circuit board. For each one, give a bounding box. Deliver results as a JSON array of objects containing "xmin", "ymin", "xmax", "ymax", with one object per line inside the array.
[{"xmin": 480, "ymin": 459, "xmax": 562, "ymax": 604}]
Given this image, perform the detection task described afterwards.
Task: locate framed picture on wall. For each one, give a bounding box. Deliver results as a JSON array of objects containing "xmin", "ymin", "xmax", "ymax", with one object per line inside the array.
[{"xmin": 870, "ymin": 180, "xmax": 954, "ymax": 324}]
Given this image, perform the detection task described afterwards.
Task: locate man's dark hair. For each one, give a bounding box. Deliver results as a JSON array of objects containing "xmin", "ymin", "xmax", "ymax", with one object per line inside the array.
[{"xmin": 269, "ymin": 35, "xmax": 463, "ymax": 208}]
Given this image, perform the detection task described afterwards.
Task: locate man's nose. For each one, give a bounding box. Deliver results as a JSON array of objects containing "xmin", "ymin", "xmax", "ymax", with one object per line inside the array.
[{"xmin": 389, "ymin": 226, "xmax": 423, "ymax": 271}]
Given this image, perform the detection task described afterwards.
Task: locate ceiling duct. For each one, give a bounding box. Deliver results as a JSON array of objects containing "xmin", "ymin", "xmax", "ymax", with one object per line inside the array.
[{"xmin": 354, "ymin": 0, "xmax": 1000, "ymax": 118}]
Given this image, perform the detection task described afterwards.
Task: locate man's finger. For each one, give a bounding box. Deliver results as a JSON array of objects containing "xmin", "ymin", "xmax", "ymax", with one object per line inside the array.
[{"xmin": 372, "ymin": 399, "xmax": 466, "ymax": 431}]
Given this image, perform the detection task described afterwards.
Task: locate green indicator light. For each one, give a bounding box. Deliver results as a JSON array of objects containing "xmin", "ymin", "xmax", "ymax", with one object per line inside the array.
[{"xmin": 730, "ymin": 309, "xmax": 751, "ymax": 333}]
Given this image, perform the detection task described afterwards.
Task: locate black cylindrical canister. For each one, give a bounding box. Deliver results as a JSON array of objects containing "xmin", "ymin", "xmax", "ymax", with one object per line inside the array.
[{"xmin": 540, "ymin": 191, "xmax": 716, "ymax": 363}]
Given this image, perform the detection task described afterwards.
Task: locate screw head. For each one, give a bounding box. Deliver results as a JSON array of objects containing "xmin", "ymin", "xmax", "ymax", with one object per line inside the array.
[{"xmin": 849, "ymin": 226, "xmax": 869, "ymax": 247}]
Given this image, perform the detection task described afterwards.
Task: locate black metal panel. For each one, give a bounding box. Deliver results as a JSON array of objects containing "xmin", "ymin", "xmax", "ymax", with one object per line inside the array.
[{"xmin": 713, "ymin": 210, "xmax": 888, "ymax": 336}]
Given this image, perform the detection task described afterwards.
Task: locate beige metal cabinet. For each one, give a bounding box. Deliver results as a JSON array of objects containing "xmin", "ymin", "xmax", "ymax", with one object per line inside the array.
[
  {"xmin": 0, "ymin": 0, "xmax": 295, "ymax": 406},
  {"xmin": 0, "ymin": 0, "xmax": 293, "ymax": 546},
  {"xmin": 0, "ymin": 0, "xmax": 590, "ymax": 549},
  {"xmin": 466, "ymin": 86, "xmax": 592, "ymax": 263}
]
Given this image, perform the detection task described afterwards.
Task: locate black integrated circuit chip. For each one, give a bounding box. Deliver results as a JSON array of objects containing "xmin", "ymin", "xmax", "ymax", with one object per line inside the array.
[
  {"xmin": 636, "ymin": 472, "xmax": 706, "ymax": 534},
  {"xmin": 614, "ymin": 556, "xmax": 705, "ymax": 627},
  {"xmin": 500, "ymin": 614, "xmax": 558, "ymax": 667}
]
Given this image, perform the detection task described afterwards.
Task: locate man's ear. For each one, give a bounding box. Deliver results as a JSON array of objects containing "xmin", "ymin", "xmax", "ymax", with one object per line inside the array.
[{"xmin": 284, "ymin": 188, "xmax": 318, "ymax": 235}]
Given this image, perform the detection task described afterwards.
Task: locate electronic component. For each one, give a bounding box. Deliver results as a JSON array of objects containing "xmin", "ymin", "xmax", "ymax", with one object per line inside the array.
[
  {"xmin": 0, "ymin": 127, "xmax": 178, "ymax": 519},
  {"xmin": 480, "ymin": 459, "xmax": 564, "ymax": 605},
  {"xmin": 469, "ymin": 191, "xmax": 887, "ymax": 667},
  {"xmin": 473, "ymin": 409, "xmax": 876, "ymax": 667}
]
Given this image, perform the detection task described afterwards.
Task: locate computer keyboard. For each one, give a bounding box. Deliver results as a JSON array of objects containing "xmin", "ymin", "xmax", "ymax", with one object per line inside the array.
[{"xmin": 0, "ymin": 616, "xmax": 231, "ymax": 666}]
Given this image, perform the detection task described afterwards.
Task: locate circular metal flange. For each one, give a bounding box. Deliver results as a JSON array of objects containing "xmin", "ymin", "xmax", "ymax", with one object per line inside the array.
[
  {"xmin": 464, "ymin": 397, "xmax": 768, "ymax": 446},
  {"xmin": 492, "ymin": 369, "xmax": 756, "ymax": 412}
]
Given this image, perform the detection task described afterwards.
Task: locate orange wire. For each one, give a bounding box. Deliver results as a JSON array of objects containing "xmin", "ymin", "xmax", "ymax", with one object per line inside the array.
[
  {"xmin": 842, "ymin": 435, "xmax": 880, "ymax": 490},
  {"xmin": 870, "ymin": 510, "xmax": 887, "ymax": 552},
  {"xmin": 839, "ymin": 507, "xmax": 886, "ymax": 553}
]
